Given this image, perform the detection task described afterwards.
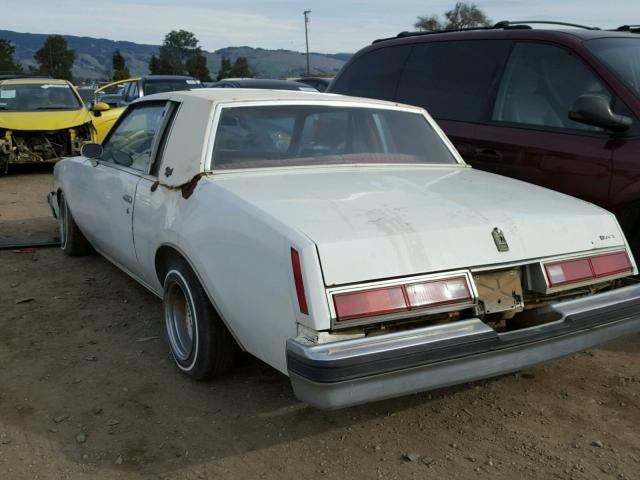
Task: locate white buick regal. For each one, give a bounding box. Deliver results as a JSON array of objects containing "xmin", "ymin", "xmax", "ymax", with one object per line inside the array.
[{"xmin": 49, "ymin": 89, "xmax": 640, "ymax": 409}]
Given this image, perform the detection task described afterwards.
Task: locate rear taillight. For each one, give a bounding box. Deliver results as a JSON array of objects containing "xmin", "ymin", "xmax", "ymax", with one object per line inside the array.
[
  {"xmin": 333, "ymin": 286, "xmax": 407, "ymax": 321},
  {"xmin": 291, "ymin": 248, "xmax": 308, "ymax": 315},
  {"xmin": 405, "ymin": 276, "xmax": 471, "ymax": 308},
  {"xmin": 544, "ymin": 250, "xmax": 632, "ymax": 287},
  {"xmin": 333, "ymin": 275, "xmax": 473, "ymax": 322}
]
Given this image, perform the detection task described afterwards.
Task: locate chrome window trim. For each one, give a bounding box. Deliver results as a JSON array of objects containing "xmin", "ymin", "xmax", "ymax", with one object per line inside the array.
[
  {"xmin": 202, "ymin": 99, "xmax": 467, "ymax": 174},
  {"xmin": 326, "ymin": 269, "xmax": 478, "ymax": 330}
]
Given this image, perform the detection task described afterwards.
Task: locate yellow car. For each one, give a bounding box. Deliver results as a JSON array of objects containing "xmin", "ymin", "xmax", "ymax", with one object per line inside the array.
[
  {"xmin": 91, "ymin": 77, "xmax": 139, "ymax": 143},
  {"xmin": 91, "ymin": 75, "xmax": 203, "ymax": 143},
  {"xmin": 0, "ymin": 78, "xmax": 98, "ymax": 175}
]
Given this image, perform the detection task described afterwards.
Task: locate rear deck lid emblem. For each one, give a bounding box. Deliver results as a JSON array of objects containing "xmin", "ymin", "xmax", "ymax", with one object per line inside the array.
[{"xmin": 492, "ymin": 228, "xmax": 509, "ymax": 252}]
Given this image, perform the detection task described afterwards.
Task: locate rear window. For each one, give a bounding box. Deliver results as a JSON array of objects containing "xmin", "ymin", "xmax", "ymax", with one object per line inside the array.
[
  {"xmin": 211, "ymin": 105, "xmax": 457, "ymax": 170},
  {"xmin": 396, "ymin": 40, "xmax": 512, "ymax": 122},
  {"xmin": 144, "ymin": 79, "xmax": 201, "ymax": 96}
]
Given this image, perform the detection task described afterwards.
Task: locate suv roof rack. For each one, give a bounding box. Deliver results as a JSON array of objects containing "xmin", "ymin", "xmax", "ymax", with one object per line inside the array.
[
  {"xmin": 615, "ymin": 25, "xmax": 640, "ymax": 33},
  {"xmin": 373, "ymin": 20, "xmax": 599, "ymax": 44},
  {"xmin": 496, "ymin": 20, "xmax": 599, "ymax": 30}
]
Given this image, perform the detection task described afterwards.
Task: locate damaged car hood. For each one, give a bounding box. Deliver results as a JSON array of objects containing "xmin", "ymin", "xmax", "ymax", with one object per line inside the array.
[
  {"xmin": 0, "ymin": 109, "xmax": 92, "ymax": 131},
  {"xmin": 208, "ymin": 166, "xmax": 626, "ymax": 286}
]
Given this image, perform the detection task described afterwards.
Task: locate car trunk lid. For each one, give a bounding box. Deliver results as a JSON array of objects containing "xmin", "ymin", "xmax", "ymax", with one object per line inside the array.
[{"xmin": 209, "ymin": 166, "xmax": 626, "ymax": 286}]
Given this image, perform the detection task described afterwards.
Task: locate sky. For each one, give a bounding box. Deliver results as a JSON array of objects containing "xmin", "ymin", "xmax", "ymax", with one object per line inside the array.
[{"xmin": 4, "ymin": 0, "xmax": 639, "ymax": 53}]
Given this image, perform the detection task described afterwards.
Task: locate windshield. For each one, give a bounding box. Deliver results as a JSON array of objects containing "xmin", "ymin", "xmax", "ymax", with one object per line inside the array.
[
  {"xmin": 144, "ymin": 79, "xmax": 202, "ymax": 96},
  {"xmin": 211, "ymin": 105, "xmax": 457, "ymax": 170},
  {"xmin": 0, "ymin": 83, "xmax": 81, "ymax": 111},
  {"xmin": 587, "ymin": 38, "xmax": 640, "ymax": 97}
]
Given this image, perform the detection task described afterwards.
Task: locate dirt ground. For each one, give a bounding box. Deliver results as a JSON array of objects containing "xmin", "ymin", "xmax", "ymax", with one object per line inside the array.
[{"xmin": 0, "ymin": 168, "xmax": 639, "ymax": 480}]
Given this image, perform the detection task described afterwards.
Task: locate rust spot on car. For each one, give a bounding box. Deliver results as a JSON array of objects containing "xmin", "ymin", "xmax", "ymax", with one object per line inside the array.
[
  {"xmin": 150, "ymin": 173, "xmax": 205, "ymax": 199},
  {"xmin": 180, "ymin": 173, "xmax": 204, "ymax": 199}
]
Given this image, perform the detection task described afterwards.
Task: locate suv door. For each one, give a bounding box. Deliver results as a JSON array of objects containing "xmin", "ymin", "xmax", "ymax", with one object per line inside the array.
[
  {"xmin": 480, "ymin": 42, "xmax": 615, "ymax": 206},
  {"xmin": 394, "ymin": 40, "xmax": 513, "ymax": 176}
]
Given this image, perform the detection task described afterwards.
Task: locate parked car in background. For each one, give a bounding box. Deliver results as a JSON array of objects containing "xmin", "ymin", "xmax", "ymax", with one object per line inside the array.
[
  {"xmin": 91, "ymin": 75, "xmax": 203, "ymax": 142},
  {"xmin": 0, "ymin": 78, "xmax": 94, "ymax": 175},
  {"xmin": 207, "ymin": 78, "xmax": 317, "ymax": 91},
  {"xmin": 330, "ymin": 21, "xmax": 640, "ymax": 254},
  {"xmin": 293, "ymin": 76, "xmax": 333, "ymax": 92},
  {"xmin": 49, "ymin": 89, "xmax": 640, "ymax": 409}
]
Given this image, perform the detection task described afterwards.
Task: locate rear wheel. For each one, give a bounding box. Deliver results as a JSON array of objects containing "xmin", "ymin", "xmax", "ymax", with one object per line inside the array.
[
  {"xmin": 163, "ymin": 258, "xmax": 239, "ymax": 379},
  {"xmin": 58, "ymin": 191, "xmax": 93, "ymax": 256}
]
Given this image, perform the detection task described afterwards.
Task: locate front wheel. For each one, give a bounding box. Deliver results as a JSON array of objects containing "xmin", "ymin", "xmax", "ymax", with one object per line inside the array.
[
  {"xmin": 163, "ymin": 259, "xmax": 239, "ymax": 379},
  {"xmin": 58, "ymin": 191, "xmax": 93, "ymax": 256}
]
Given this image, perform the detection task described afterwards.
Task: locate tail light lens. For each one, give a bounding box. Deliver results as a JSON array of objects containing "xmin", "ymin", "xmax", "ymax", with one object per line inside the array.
[
  {"xmin": 544, "ymin": 250, "xmax": 632, "ymax": 288},
  {"xmin": 291, "ymin": 248, "xmax": 308, "ymax": 315},
  {"xmin": 405, "ymin": 276, "xmax": 471, "ymax": 308},
  {"xmin": 334, "ymin": 286, "xmax": 407, "ymax": 321},
  {"xmin": 333, "ymin": 275, "xmax": 473, "ymax": 322},
  {"xmin": 591, "ymin": 251, "xmax": 632, "ymax": 277}
]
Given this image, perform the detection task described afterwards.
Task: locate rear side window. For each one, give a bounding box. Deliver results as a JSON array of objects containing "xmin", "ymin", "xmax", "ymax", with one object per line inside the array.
[
  {"xmin": 331, "ymin": 46, "xmax": 412, "ymax": 101},
  {"xmin": 492, "ymin": 42, "xmax": 612, "ymax": 132},
  {"xmin": 396, "ymin": 40, "xmax": 511, "ymax": 122}
]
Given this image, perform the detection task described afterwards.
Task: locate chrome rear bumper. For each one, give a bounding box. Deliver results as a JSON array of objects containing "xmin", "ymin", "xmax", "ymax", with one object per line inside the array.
[{"xmin": 287, "ymin": 284, "xmax": 640, "ymax": 409}]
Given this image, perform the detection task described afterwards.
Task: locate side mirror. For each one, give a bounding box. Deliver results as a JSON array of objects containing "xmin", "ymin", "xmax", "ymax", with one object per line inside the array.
[
  {"xmin": 92, "ymin": 102, "xmax": 110, "ymax": 113},
  {"xmin": 81, "ymin": 142, "xmax": 103, "ymax": 159},
  {"xmin": 569, "ymin": 95, "xmax": 632, "ymax": 133}
]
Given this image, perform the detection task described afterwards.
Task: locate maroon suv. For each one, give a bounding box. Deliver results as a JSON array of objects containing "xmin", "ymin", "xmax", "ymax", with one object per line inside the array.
[{"xmin": 329, "ymin": 22, "xmax": 640, "ymax": 251}]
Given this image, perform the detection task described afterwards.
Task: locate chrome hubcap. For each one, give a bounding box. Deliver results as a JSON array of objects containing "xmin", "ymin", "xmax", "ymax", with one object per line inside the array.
[{"xmin": 165, "ymin": 282, "xmax": 195, "ymax": 361}]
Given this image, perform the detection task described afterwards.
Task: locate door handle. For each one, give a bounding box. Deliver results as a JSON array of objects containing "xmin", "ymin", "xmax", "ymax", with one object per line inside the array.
[
  {"xmin": 122, "ymin": 194, "xmax": 133, "ymax": 204},
  {"xmin": 474, "ymin": 148, "xmax": 503, "ymax": 162}
]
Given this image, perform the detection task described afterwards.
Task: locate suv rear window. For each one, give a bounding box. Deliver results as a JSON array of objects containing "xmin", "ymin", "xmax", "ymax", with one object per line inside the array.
[
  {"xmin": 396, "ymin": 40, "xmax": 511, "ymax": 122},
  {"xmin": 330, "ymin": 46, "xmax": 412, "ymax": 101}
]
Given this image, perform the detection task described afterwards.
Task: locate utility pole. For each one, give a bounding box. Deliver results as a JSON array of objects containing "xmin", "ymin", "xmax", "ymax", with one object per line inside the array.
[{"xmin": 303, "ymin": 10, "xmax": 311, "ymax": 75}]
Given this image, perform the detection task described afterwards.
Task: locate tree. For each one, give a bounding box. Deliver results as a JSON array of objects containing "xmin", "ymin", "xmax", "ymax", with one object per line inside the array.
[
  {"xmin": 413, "ymin": 15, "xmax": 441, "ymax": 31},
  {"xmin": 0, "ymin": 39, "xmax": 22, "ymax": 73},
  {"xmin": 34, "ymin": 35, "xmax": 75, "ymax": 80},
  {"xmin": 148, "ymin": 54, "xmax": 160, "ymax": 74},
  {"xmin": 229, "ymin": 57, "xmax": 253, "ymax": 78},
  {"xmin": 414, "ymin": 2, "xmax": 491, "ymax": 31},
  {"xmin": 186, "ymin": 48, "xmax": 211, "ymax": 81},
  {"xmin": 112, "ymin": 50, "xmax": 130, "ymax": 81},
  {"xmin": 154, "ymin": 30, "xmax": 211, "ymax": 81},
  {"xmin": 216, "ymin": 57, "xmax": 232, "ymax": 80}
]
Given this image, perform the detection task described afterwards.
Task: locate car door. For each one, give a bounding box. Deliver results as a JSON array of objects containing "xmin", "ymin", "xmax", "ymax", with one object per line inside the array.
[
  {"xmin": 478, "ymin": 42, "xmax": 615, "ymax": 206},
  {"xmin": 74, "ymin": 102, "xmax": 168, "ymax": 276}
]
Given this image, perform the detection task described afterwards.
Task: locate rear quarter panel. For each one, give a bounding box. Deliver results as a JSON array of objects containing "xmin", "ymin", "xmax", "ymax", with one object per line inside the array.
[{"xmin": 134, "ymin": 178, "xmax": 331, "ymax": 374}]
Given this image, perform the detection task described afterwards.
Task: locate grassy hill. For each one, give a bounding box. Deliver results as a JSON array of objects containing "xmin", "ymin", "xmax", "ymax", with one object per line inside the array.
[{"xmin": 0, "ymin": 29, "xmax": 350, "ymax": 81}]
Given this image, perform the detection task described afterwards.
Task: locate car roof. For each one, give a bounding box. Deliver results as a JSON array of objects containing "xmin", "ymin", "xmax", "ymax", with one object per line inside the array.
[
  {"xmin": 141, "ymin": 75, "xmax": 199, "ymax": 81},
  {"xmin": 95, "ymin": 78, "xmax": 141, "ymax": 93},
  {"xmin": 148, "ymin": 89, "xmax": 430, "ymax": 190},
  {"xmin": 0, "ymin": 78, "xmax": 71, "ymax": 86},
  {"xmin": 144, "ymin": 88, "xmax": 424, "ymax": 111},
  {"xmin": 218, "ymin": 79, "xmax": 312, "ymax": 89},
  {"xmin": 370, "ymin": 26, "xmax": 639, "ymax": 48}
]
